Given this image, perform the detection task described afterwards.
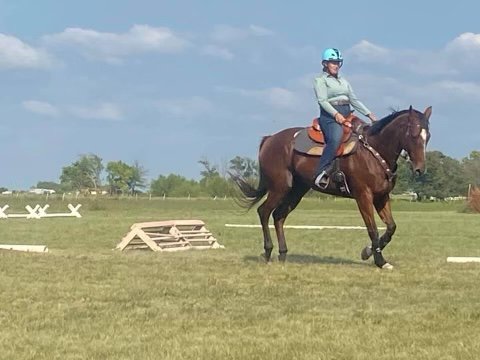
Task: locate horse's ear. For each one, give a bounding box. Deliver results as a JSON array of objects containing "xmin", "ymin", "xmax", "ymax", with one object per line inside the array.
[{"xmin": 424, "ymin": 106, "xmax": 432, "ymax": 121}]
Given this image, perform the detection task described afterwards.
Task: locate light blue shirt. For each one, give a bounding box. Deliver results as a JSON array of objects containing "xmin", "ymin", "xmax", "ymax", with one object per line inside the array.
[{"xmin": 314, "ymin": 72, "xmax": 371, "ymax": 117}]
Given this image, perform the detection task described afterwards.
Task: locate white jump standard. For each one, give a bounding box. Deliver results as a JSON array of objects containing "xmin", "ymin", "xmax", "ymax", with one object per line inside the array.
[
  {"xmin": 0, "ymin": 204, "xmax": 82, "ymax": 219},
  {"xmin": 0, "ymin": 205, "xmax": 41, "ymax": 219},
  {"xmin": 36, "ymin": 204, "xmax": 82, "ymax": 218}
]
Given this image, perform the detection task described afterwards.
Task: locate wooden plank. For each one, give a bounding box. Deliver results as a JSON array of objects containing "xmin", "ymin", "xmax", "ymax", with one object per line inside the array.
[
  {"xmin": 180, "ymin": 233, "xmax": 213, "ymax": 238},
  {"xmin": 116, "ymin": 229, "xmax": 140, "ymax": 250},
  {"xmin": 130, "ymin": 219, "xmax": 205, "ymax": 229},
  {"xmin": 135, "ymin": 229, "xmax": 163, "ymax": 252}
]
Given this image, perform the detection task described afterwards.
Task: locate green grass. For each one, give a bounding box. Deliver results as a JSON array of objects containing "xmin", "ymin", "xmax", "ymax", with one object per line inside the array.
[{"xmin": 0, "ymin": 197, "xmax": 479, "ymax": 359}]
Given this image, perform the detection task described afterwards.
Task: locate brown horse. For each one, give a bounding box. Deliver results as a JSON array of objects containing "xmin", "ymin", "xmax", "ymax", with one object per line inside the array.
[{"xmin": 232, "ymin": 106, "xmax": 432, "ymax": 269}]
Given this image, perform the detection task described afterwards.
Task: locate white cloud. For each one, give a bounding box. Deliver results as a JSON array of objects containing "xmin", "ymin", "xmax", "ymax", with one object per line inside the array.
[
  {"xmin": 347, "ymin": 39, "xmax": 455, "ymax": 76},
  {"xmin": 248, "ymin": 25, "xmax": 274, "ymax": 37},
  {"xmin": 43, "ymin": 25, "xmax": 190, "ymax": 62},
  {"xmin": 201, "ymin": 45, "xmax": 234, "ymax": 60},
  {"xmin": 446, "ymin": 32, "xmax": 480, "ymax": 51},
  {"xmin": 155, "ymin": 96, "xmax": 214, "ymax": 118},
  {"xmin": 69, "ymin": 103, "xmax": 123, "ymax": 121},
  {"xmin": 349, "ymin": 40, "xmax": 390, "ymax": 62},
  {"xmin": 22, "ymin": 100, "xmax": 60, "ymax": 116},
  {"xmin": 0, "ymin": 33, "xmax": 54, "ymax": 69},
  {"xmin": 218, "ymin": 86, "xmax": 300, "ymax": 110},
  {"xmin": 211, "ymin": 24, "xmax": 274, "ymax": 43}
]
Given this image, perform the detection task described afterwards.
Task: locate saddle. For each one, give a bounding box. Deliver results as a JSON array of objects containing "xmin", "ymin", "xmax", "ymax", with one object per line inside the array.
[{"xmin": 293, "ymin": 113, "xmax": 365, "ymax": 156}]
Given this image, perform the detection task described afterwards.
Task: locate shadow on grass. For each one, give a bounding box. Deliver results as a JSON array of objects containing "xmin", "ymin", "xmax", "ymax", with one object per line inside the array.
[{"xmin": 244, "ymin": 253, "xmax": 369, "ymax": 266}]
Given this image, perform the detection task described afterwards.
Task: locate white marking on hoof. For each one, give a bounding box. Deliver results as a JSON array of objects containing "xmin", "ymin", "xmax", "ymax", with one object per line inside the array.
[{"xmin": 382, "ymin": 263, "xmax": 394, "ymax": 270}]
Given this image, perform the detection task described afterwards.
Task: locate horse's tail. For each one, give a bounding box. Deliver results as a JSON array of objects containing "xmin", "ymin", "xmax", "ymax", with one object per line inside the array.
[{"xmin": 229, "ymin": 136, "xmax": 270, "ymax": 210}]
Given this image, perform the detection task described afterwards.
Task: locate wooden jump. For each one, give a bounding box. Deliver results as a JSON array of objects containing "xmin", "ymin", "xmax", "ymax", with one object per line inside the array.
[{"xmin": 117, "ymin": 219, "xmax": 223, "ymax": 252}]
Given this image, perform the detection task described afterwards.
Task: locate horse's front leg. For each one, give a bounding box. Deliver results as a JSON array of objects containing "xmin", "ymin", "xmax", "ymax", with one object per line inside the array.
[
  {"xmin": 361, "ymin": 195, "xmax": 397, "ymax": 261},
  {"xmin": 355, "ymin": 192, "xmax": 392, "ymax": 269}
]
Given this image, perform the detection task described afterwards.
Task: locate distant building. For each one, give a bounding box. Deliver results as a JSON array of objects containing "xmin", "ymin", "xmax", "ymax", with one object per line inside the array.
[{"xmin": 29, "ymin": 188, "xmax": 56, "ymax": 195}]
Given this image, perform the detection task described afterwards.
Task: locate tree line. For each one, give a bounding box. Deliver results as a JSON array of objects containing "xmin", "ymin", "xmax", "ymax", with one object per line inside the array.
[{"xmin": 1, "ymin": 150, "xmax": 479, "ymax": 200}]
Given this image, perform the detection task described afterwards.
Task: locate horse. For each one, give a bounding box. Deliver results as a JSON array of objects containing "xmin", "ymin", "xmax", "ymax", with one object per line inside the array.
[{"xmin": 231, "ymin": 106, "xmax": 432, "ymax": 269}]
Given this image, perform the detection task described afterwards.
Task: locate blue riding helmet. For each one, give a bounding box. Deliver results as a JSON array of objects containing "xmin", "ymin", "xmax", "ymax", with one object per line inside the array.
[{"xmin": 322, "ymin": 48, "xmax": 343, "ymax": 65}]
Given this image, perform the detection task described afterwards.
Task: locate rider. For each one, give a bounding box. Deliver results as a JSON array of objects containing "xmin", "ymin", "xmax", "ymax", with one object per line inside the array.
[{"xmin": 313, "ymin": 47, "xmax": 377, "ymax": 188}]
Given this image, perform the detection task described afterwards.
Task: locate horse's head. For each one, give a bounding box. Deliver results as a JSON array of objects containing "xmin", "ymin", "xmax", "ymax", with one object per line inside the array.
[{"xmin": 402, "ymin": 106, "xmax": 432, "ymax": 176}]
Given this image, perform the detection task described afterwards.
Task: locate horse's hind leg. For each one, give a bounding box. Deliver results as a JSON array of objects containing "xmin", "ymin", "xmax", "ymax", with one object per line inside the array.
[
  {"xmin": 272, "ymin": 182, "xmax": 310, "ymax": 262},
  {"xmin": 257, "ymin": 187, "xmax": 290, "ymax": 262},
  {"xmin": 361, "ymin": 195, "xmax": 396, "ymax": 260}
]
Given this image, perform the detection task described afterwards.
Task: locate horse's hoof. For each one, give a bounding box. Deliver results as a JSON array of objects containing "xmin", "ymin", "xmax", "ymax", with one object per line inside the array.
[
  {"xmin": 278, "ymin": 253, "xmax": 287, "ymax": 263},
  {"xmin": 382, "ymin": 263, "xmax": 394, "ymax": 270},
  {"xmin": 361, "ymin": 246, "xmax": 373, "ymax": 260},
  {"xmin": 261, "ymin": 253, "xmax": 271, "ymax": 264}
]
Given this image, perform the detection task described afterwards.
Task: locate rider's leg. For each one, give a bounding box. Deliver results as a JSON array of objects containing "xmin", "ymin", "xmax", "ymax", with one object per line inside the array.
[{"xmin": 314, "ymin": 116, "xmax": 343, "ymax": 187}]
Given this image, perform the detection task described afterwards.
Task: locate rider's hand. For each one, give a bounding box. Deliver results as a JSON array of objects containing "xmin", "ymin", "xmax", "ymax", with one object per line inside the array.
[
  {"xmin": 368, "ymin": 113, "xmax": 377, "ymax": 122},
  {"xmin": 334, "ymin": 112, "xmax": 346, "ymax": 125}
]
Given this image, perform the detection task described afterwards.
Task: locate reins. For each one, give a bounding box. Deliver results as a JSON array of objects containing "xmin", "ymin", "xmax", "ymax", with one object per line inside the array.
[
  {"xmin": 348, "ymin": 118, "xmax": 396, "ymax": 182},
  {"xmin": 357, "ymin": 133, "xmax": 396, "ymax": 182}
]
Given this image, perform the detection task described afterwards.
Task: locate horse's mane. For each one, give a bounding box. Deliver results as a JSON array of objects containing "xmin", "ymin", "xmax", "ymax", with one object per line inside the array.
[{"xmin": 367, "ymin": 108, "xmax": 423, "ymax": 136}]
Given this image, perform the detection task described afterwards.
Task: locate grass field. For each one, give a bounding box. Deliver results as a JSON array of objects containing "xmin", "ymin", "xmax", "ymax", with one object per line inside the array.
[{"xmin": 0, "ymin": 197, "xmax": 479, "ymax": 359}]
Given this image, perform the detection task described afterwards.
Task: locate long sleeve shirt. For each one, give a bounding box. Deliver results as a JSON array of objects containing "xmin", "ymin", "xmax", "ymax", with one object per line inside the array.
[{"xmin": 313, "ymin": 72, "xmax": 371, "ymax": 117}]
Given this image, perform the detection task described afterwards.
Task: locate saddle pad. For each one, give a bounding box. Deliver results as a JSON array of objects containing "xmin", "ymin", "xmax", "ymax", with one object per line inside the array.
[{"xmin": 293, "ymin": 128, "xmax": 358, "ymax": 156}]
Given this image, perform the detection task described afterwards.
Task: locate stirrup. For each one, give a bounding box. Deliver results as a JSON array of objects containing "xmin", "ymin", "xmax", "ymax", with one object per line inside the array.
[{"xmin": 314, "ymin": 171, "xmax": 329, "ymax": 189}]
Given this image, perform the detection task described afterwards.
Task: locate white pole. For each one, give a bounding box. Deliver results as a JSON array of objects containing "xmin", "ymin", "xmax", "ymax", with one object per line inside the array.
[
  {"xmin": 224, "ymin": 224, "xmax": 385, "ymax": 230},
  {"xmin": 0, "ymin": 244, "xmax": 48, "ymax": 253},
  {"xmin": 447, "ymin": 257, "xmax": 480, "ymax": 263}
]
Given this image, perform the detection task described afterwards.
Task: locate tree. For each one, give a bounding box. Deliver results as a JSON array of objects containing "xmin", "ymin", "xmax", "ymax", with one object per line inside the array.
[
  {"xmin": 106, "ymin": 160, "xmax": 148, "ymax": 195},
  {"xmin": 392, "ymin": 157, "xmax": 414, "ymax": 194},
  {"xmin": 150, "ymin": 174, "xmax": 199, "ymax": 197},
  {"xmin": 60, "ymin": 154, "xmax": 104, "ymax": 191},
  {"xmin": 411, "ymin": 151, "xmax": 467, "ymax": 199},
  {"xmin": 106, "ymin": 160, "xmax": 133, "ymax": 195},
  {"xmin": 462, "ymin": 150, "xmax": 480, "ymax": 186},
  {"xmin": 198, "ymin": 158, "xmax": 219, "ymax": 178},
  {"xmin": 36, "ymin": 181, "xmax": 62, "ymax": 193},
  {"xmin": 228, "ymin": 156, "xmax": 258, "ymax": 180},
  {"xmin": 128, "ymin": 160, "xmax": 148, "ymax": 194},
  {"xmin": 198, "ymin": 158, "xmax": 231, "ymax": 196}
]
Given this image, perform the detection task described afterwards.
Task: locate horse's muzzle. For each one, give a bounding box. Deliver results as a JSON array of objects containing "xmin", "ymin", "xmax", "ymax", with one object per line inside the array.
[{"xmin": 413, "ymin": 166, "xmax": 426, "ymax": 176}]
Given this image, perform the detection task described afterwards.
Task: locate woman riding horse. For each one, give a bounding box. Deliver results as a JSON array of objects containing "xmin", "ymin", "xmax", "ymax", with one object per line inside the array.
[
  {"xmin": 314, "ymin": 48, "xmax": 377, "ymax": 189},
  {"xmin": 232, "ymin": 105, "xmax": 432, "ymax": 269}
]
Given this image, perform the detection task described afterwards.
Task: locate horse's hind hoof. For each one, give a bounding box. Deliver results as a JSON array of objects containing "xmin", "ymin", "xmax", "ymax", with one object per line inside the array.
[
  {"xmin": 278, "ymin": 253, "xmax": 287, "ymax": 263},
  {"xmin": 261, "ymin": 253, "xmax": 271, "ymax": 264},
  {"xmin": 361, "ymin": 246, "xmax": 373, "ymax": 260}
]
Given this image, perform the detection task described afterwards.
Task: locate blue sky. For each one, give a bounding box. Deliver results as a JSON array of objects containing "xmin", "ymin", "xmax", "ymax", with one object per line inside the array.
[{"xmin": 1, "ymin": 0, "xmax": 479, "ymax": 189}]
